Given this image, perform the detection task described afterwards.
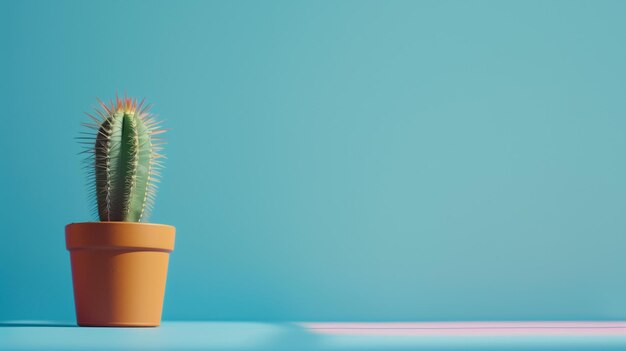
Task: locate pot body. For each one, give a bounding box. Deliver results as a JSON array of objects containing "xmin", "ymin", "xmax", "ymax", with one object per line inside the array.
[{"xmin": 66, "ymin": 222, "xmax": 175, "ymax": 327}]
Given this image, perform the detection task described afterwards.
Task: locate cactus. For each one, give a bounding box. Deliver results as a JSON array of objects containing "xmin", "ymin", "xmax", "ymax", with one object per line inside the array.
[{"xmin": 80, "ymin": 95, "xmax": 166, "ymax": 222}]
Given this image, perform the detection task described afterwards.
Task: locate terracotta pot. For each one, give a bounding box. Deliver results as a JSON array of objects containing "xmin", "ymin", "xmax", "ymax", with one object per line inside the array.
[{"xmin": 65, "ymin": 222, "xmax": 175, "ymax": 327}]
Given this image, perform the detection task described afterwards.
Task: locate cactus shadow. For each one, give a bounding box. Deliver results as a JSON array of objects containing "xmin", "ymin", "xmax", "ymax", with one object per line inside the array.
[{"xmin": 0, "ymin": 321, "xmax": 76, "ymax": 327}]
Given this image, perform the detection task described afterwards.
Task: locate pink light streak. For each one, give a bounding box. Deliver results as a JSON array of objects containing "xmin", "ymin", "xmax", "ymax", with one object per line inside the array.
[{"xmin": 300, "ymin": 322, "xmax": 626, "ymax": 336}]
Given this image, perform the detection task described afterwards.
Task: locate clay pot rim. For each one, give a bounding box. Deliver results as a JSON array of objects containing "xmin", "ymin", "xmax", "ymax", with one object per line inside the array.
[
  {"xmin": 66, "ymin": 222, "xmax": 175, "ymax": 252},
  {"xmin": 66, "ymin": 221, "xmax": 175, "ymax": 230}
]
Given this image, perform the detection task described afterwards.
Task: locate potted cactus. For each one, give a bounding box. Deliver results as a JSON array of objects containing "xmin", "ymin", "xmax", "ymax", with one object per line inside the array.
[{"xmin": 66, "ymin": 95, "xmax": 174, "ymax": 327}]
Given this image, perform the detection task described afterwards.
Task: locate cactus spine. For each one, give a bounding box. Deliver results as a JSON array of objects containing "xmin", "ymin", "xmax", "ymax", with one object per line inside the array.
[{"xmin": 81, "ymin": 95, "xmax": 165, "ymax": 222}]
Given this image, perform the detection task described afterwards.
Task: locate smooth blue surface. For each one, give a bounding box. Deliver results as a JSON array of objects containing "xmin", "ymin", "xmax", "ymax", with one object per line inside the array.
[
  {"xmin": 3, "ymin": 322, "xmax": 626, "ymax": 351},
  {"xmin": 3, "ymin": 0, "xmax": 626, "ymax": 321}
]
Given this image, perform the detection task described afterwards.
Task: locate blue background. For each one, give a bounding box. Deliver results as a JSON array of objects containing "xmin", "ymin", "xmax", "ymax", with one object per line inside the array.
[{"xmin": 2, "ymin": 0, "xmax": 626, "ymax": 322}]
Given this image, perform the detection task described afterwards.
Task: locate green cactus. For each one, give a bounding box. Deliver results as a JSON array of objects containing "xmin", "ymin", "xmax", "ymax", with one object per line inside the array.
[{"xmin": 81, "ymin": 95, "xmax": 166, "ymax": 222}]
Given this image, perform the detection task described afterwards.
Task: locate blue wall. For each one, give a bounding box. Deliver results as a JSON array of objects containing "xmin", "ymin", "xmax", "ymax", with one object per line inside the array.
[{"xmin": 3, "ymin": 0, "xmax": 626, "ymax": 321}]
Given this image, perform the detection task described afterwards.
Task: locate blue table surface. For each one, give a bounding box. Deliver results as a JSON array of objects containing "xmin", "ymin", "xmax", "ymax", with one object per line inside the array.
[{"xmin": 3, "ymin": 321, "xmax": 626, "ymax": 350}]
